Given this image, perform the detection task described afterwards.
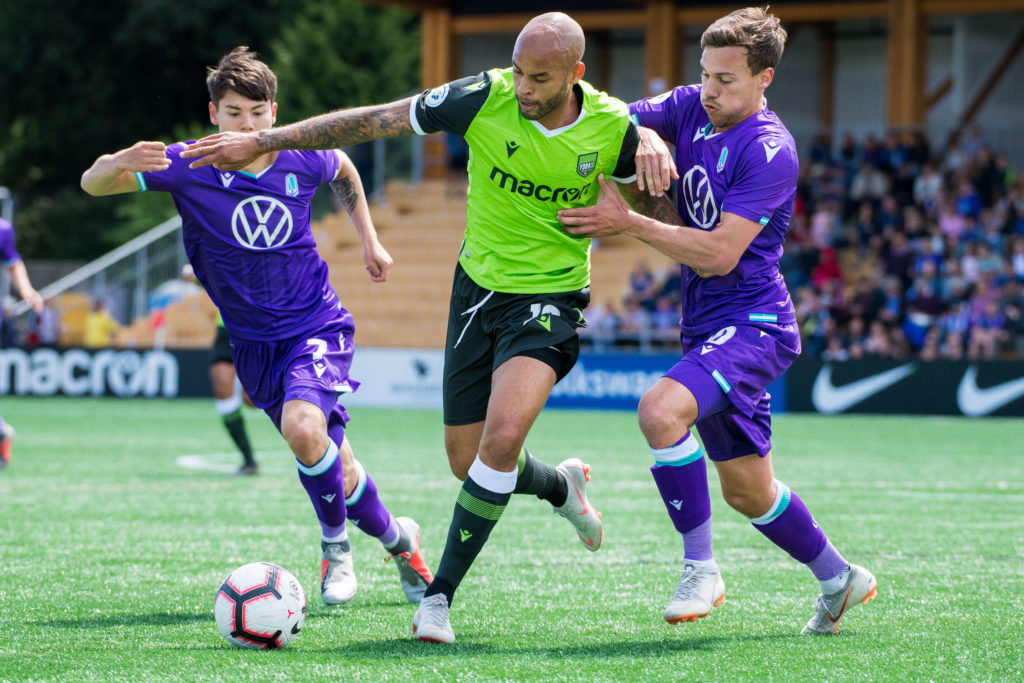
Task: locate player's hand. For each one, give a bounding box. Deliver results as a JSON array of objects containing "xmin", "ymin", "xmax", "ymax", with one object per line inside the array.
[
  {"xmin": 117, "ymin": 141, "xmax": 171, "ymax": 173},
  {"xmin": 23, "ymin": 288, "xmax": 44, "ymax": 315},
  {"xmin": 635, "ymin": 126, "xmax": 677, "ymax": 196},
  {"xmin": 181, "ymin": 132, "xmax": 262, "ymax": 170},
  {"xmin": 558, "ymin": 174, "xmax": 634, "ymax": 237},
  {"xmin": 363, "ymin": 241, "xmax": 393, "ymax": 283}
]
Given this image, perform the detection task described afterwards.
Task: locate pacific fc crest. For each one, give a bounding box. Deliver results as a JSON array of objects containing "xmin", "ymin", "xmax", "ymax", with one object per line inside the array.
[{"xmin": 576, "ymin": 152, "xmax": 598, "ymax": 178}]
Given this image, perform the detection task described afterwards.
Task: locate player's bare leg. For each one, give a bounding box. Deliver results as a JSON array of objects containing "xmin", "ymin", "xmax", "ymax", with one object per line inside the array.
[
  {"xmin": 416, "ymin": 356, "xmax": 602, "ymax": 643},
  {"xmin": 283, "ymin": 400, "xmax": 355, "ymax": 605},
  {"xmin": 211, "ymin": 361, "xmax": 257, "ymax": 475},
  {"xmin": 640, "ymin": 377, "xmax": 725, "ymax": 622},
  {"xmin": 715, "ymin": 453, "xmax": 877, "ymax": 633}
]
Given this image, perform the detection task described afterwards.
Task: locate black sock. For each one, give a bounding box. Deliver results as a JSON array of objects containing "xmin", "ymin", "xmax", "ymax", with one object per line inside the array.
[
  {"xmin": 222, "ymin": 409, "xmax": 255, "ymax": 466},
  {"xmin": 425, "ymin": 476, "xmax": 510, "ymax": 604},
  {"xmin": 513, "ymin": 448, "xmax": 567, "ymax": 507}
]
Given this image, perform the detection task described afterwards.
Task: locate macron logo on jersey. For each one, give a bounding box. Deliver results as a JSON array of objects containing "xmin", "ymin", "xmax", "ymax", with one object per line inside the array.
[
  {"xmin": 231, "ymin": 196, "xmax": 294, "ymax": 250},
  {"xmin": 489, "ymin": 166, "xmax": 592, "ymax": 203},
  {"xmin": 763, "ymin": 140, "xmax": 782, "ymax": 164},
  {"xmin": 220, "ymin": 172, "xmax": 235, "ymax": 188}
]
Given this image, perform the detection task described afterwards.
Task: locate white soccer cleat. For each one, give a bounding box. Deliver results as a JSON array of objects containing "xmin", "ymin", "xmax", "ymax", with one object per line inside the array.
[
  {"xmin": 664, "ymin": 560, "xmax": 726, "ymax": 623},
  {"xmin": 802, "ymin": 563, "xmax": 877, "ymax": 635},
  {"xmin": 412, "ymin": 593, "xmax": 455, "ymax": 644},
  {"xmin": 553, "ymin": 458, "xmax": 603, "ymax": 551},
  {"xmin": 320, "ymin": 539, "xmax": 357, "ymax": 605},
  {"xmin": 385, "ymin": 516, "xmax": 433, "ymax": 604}
]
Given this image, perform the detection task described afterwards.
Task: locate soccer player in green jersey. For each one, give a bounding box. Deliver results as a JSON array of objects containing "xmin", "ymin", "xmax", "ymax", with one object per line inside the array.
[{"xmin": 183, "ymin": 12, "xmax": 662, "ymax": 643}]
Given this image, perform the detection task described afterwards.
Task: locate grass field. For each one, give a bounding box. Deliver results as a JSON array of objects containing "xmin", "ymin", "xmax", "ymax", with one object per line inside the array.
[{"xmin": 1, "ymin": 398, "xmax": 1022, "ymax": 682}]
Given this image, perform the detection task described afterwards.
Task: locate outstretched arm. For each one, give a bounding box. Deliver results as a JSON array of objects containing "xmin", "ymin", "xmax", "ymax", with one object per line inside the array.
[
  {"xmin": 182, "ymin": 98, "xmax": 416, "ymax": 171},
  {"xmin": 6, "ymin": 261, "xmax": 43, "ymax": 314},
  {"xmin": 559, "ymin": 175, "xmax": 761, "ymax": 277},
  {"xmin": 330, "ymin": 152, "xmax": 392, "ymax": 283},
  {"xmin": 81, "ymin": 141, "xmax": 171, "ymax": 196}
]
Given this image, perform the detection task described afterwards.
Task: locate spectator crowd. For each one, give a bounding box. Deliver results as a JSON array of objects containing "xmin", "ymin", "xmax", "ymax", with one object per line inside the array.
[{"xmin": 584, "ymin": 124, "xmax": 1024, "ymax": 361}]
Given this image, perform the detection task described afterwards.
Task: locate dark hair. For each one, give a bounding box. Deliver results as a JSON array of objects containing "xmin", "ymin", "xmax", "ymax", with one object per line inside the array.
[
  {"xmin": 206, "ymin": 46, "xmax": 277, "ymax": 107},
  {"xmin": 700, "ymin": 6, "xmax": 787, "ymax": 74}
]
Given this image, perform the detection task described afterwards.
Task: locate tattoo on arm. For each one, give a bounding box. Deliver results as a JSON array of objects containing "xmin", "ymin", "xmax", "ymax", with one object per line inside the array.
[
  {"xmin": 623, "ymin": 184, "xmax": 684, "ymax": 227},
  {"xmin": 260, "ymin": 99, "xmax": 415, "ymax": 152},
  {"xmin": 330, "ymin": 177, "xmax": 359, "ymax": 214}
]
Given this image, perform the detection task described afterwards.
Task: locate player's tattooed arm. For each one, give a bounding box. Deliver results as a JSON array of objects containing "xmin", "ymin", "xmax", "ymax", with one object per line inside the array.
[
  {"xmin": 333, "ymin": 151, "xmax": 393, "ymax": 283},
  {"xmin": 329, "ymin": 176, "xmax": 359, "ymax": 214},
  {"xmin": 183, "ymin": 99, "xmax": 415, "ymax": 170},
  {"xmin": 619, "ymin": 181, "xmax": 684, "ymax": 227},
  {"xmin": 257, "ymin": 99, "xmax": 415, "ymax": 152}
]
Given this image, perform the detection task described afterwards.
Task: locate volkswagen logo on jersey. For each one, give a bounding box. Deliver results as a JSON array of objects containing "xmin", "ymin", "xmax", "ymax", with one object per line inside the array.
[
  {"xmin": 680, "ymin": 165, "xmax": 719, "ymax": 229},
  {"xmin": 285, "ymin": 173, "xmax": 299, "ymax": 197},
  {"xmin": 231, "ymin": 196, "xmax": 294, "ymax": 249}
]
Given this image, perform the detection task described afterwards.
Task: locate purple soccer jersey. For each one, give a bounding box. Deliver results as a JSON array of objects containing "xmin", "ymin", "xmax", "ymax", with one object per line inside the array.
[
  {"xmin": 140, "ymin": 144, "xmax": 342, "ymax": 342},
  {"xmin": 630, "ymin": 86, "xmax": 798, "ymax": 336},
  {"xmin": 0, "ymin": 218, "xmax": 21, "ymax": 266}
]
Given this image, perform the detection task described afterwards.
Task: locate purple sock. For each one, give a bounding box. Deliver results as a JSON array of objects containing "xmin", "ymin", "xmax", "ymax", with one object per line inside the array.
[
  {"xmin": 345, "ymin": 460, "xmax": 398, "ymax": 544},
  {"xmin": 752, "ymin": 482, "xmax": 845, "ymax": 579},
  {"xmin": 650, "ymin": 432, "xmax": 714, "ymax": 561},
  {"xmin": 296, "ymin": 440, "xmax": 347, "ymax": 539}
]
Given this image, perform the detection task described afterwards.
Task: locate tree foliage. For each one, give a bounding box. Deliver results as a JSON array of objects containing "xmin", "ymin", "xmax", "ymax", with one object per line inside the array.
[{"xmin": 0, "ymin": 0, "xmax": 418, "ymax": 260}]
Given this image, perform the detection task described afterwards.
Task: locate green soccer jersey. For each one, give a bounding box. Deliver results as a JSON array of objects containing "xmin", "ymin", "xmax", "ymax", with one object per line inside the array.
[{"xmin": 412, "ymin": 68, "xmax": 638, "ymax": 294}]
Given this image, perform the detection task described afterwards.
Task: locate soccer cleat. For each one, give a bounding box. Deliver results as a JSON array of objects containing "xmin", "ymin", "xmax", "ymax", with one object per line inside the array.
[
  {"xmin": 235, "ymin": 464, "xmax": 260, "ymax": 476},
  {"xmin": 320, "ymin": 539, "xmax": 357, "ymax": 605},
  {"xmin": 0, "ymin": 422, "xmax": 14, "ymax": 468},
  {"xmin": 385, "ymin": 516, "xmax": 433, "ymax": 604},
  {"xmin": 802, "ymin": 563, "xmax": 878, "ymax": 635},
  {"xmin": 412, "ymin": 593, "xmax": 455, "ymax": 644},
  {"xmin": 553, "ymin": 458, "xmax": 603, "ymax": 551},
  {"xmin": 664, "ymin": 560, "xmax": 726, "ymax": 623}
]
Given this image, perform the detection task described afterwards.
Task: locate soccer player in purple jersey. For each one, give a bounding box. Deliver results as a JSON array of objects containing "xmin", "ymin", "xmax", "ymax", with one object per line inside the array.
[
  {"xmin": 81, "ymin": 47, "xmax": 434, "ymax": 607},
  {"xmin": 0, "ymin": 217, "xmax": 44, "ymax": 468},
  {"xmin": 559, "ymin": 7, "xmax": 877, "ymax": 635}
]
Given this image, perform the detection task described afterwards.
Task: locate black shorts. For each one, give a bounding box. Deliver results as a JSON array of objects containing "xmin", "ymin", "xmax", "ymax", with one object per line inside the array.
[
  {"xmin": 443, "ymin": 263, "xmax": 590, "ymax": 425},
  {"xmin": 209, "ymin": 325, "xmax": 233, "ymax": 366}
]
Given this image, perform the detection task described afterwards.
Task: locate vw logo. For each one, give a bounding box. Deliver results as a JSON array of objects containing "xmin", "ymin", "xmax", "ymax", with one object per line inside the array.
[
  {"xmin": 231, "ymin": 196, "xmax": 294, "ymax": 250},
  {"xmin": 680, "ymin": 165, "xmax": 718, "ymax": 230}
]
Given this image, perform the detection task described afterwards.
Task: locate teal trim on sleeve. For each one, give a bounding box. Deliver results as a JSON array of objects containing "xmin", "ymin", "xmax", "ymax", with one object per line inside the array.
[
  {"xmin": 135, "ymin": 172, "xmax": 147, "ymax": 192},
  {"xmin": 711, "ymin": 369, "xmax": 732, "ymax": 393}
]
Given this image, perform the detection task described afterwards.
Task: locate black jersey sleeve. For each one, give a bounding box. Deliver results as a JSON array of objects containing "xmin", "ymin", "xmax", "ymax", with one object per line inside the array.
[
  {"xmin": 411, "ymin": 71, "xmax": 492, "ymax": 137},
  {"xmin": 610, "ymin": 120, "xmax": 639, "ymax": 181}
]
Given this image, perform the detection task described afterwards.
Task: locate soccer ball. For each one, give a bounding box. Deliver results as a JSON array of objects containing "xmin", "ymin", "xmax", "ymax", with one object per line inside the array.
[{"xmin": 214, "ymin": 562, "xmax": 306, "ymax": 649}]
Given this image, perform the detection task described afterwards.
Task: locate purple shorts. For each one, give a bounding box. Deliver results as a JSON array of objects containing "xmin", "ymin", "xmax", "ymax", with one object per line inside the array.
[
  {"xmin": 230, "ymin": 312, "xmax": 360, "ymax": 444},
  {"xmin": 664, "ymin": 322, "xmax": 800, "ymax": 461}
]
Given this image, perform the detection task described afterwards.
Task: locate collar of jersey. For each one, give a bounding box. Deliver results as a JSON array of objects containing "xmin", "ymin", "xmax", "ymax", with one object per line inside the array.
[
  {"xmin": 230, "ymin": 160, "xmax": 277, "ymax": 180},
  {"xmin": 528, "ymin": 107, "xmax": 588, "ymax": 138}
]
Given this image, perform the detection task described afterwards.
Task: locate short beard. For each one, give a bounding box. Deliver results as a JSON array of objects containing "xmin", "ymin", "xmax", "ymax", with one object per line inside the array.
[{"xmin": 521, "ymin": 83, "xmax": 572, "ymax": 121}]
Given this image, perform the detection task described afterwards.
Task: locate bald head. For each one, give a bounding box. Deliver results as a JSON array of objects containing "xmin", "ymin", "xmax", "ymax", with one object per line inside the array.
[{"xmin": 514, "ymin": 12, "xmax": 585, "ymax": 70}]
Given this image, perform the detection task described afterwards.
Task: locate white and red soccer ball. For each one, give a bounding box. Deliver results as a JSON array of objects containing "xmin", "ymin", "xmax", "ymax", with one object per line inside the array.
[{"xmin": 214, "ymin": 562, "xmax": 306, "ymax": 649}]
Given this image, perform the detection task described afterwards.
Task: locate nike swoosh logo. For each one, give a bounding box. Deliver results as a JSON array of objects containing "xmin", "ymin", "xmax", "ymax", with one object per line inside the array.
[
  {"xmin": 291, "ymin": 623, "xmax": 301, "ymax": 634},
  {"xmin": 762, "ymin": 141, "xmax": 781, "ymax": 163},
  {"xmin": 827, "ymin": 585, "xmax": 853, "ymax": 624},
  {"xmin": 811, "ymin": 363, "xmax": 916, "ymax": 413},
  {"xmin": 956, "ymin": 365, "xmax": 1024, "ymax": 416}
]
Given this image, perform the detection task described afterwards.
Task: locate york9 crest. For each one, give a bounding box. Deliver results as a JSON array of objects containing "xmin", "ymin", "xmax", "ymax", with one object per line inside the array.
[{"xmin": 680, "ymin": 165, "xmax": 719, "ymax": 230}]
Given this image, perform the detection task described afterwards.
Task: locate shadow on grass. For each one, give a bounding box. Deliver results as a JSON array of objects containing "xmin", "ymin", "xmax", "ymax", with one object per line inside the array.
[
  {"xmin": 33, "ymin": 611, "xmax": 210, "ymax": 629},
  {"xmin": 297, "ymin": 632, "xmax": 793, "ymax": 658}
]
